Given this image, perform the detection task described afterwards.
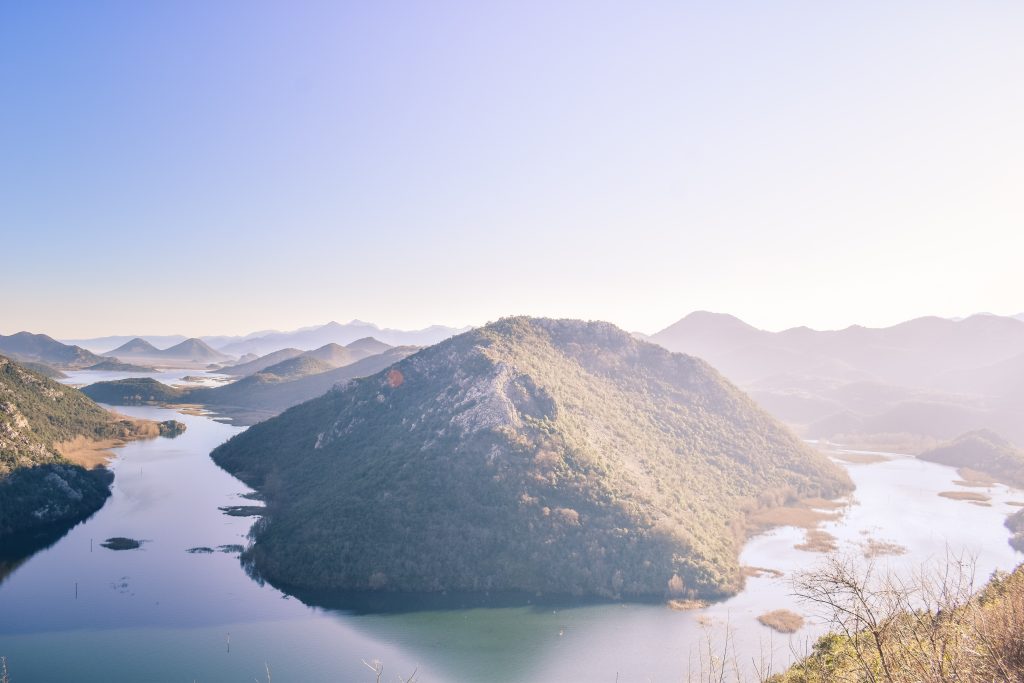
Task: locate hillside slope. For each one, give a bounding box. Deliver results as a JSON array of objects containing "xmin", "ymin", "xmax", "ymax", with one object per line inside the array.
[
  {"xmin": 0, "ymin": 356, "xmax": 176, "ymax": 536},
  {"xmin": 212, "ymin": 317, "xmax": 850, "ymax": 600}
]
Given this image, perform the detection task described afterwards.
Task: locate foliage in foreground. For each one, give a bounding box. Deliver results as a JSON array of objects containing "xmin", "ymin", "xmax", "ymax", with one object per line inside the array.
[{"xmin": 769, "ymin": 558, "xmax": 1024, "ymax": 683}]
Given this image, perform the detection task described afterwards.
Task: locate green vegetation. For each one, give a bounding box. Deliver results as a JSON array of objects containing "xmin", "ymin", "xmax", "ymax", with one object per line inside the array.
[
  {"xmin": 212, "ymin": 317, "xmax": 850, "ymax": 600},
  {"xmin": 0, "ymin": 356, "xmax": 160, "ymax": 537},
  {"xmin": 919, "ymin": 430, "xmax": 1024, "ymax": 488}
]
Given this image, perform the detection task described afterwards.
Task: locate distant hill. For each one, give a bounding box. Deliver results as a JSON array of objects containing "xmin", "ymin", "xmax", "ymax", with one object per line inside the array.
[
  {"xmin": 211, "ymin": 317, "xmax": 849, "ymax": 600},
  {"xmin": 217, "ymin": 338, "xmax": 393, "ymax": 378},
  {"xmin": 0, "ymin": 332, "xmax": 105, "ymax": 369},
  {"xmin": 61, "ymin": 334, "xmax": 190, "ymax": 354},
  {"xmin": 298, "ymin": 343, "xmax": 359, "ymax": 367},
  {"xmin": 82, "ymin": 346, "xmax": 419, "ymax": 423},
  {"xmin": 218, "ymin": 320, "xmax": 466, "ymax": 356},
  {"xmin": 161, "ymin": 338, "xmax": 232, "ymax": 363},
  {"xmin": 345, "ymin": 336, "xmax": 393, "ymax": 357},
  {"xmin": 86, "ymin": 360, "xmax": 157, "ymax": 372},
  {"xmin": 257, "ymin": 356, "xmax": 336, "ymax": 381},
  {"xmin": 649, "ymin": 312, "xmax": 1024, "ymax": 449},
  {"xmin": 919, "ymin": 430, "xmax": 1024, "ymax": 489},
  {"xmin": 215, "ymin": 348, "xmax": 304, "ymax": 376},
  {"xmin": 193, "ymin": 346, "xmax": 419, "ymax": 419},
  {"xmin": 105, "ymin": 337, "xmax": 161, "ymax": 357},
  {"xmin": 81, "ymin": 377, "xmax": 188, "ymax": 405},
  {"xmin": 0, "ymin": 355, "xmax": 175, "ymax": 537},
  {"xmin": 102, "ymin": 337, "xmax": 232, "ymax": 365}
]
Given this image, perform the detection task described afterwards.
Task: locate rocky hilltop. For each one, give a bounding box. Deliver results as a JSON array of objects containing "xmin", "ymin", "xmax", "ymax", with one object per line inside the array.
[{"xmin": 212, "ymin": 317, "xmax": 850, "ymax": 600}]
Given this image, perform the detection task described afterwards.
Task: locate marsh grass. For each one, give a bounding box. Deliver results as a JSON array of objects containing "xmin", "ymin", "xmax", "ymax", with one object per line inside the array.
[
  {"xmin": 758, "ymin": 610, "xmax": 805, "ymax": 634},
  {"xmin": 939, "ymin": 491, "xmax": 991, "ymax": 502}
]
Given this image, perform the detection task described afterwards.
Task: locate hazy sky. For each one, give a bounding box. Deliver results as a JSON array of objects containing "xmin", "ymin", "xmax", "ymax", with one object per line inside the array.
[{"xmin": 2, "ymin": 1, "xmax": 1022, "ymax": 338}]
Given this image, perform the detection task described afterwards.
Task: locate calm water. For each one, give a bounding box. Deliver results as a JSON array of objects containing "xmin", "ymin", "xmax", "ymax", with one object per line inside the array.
[{"xmin": 1, "ymin": 374, "xmax": 1021, "ymax": 682}]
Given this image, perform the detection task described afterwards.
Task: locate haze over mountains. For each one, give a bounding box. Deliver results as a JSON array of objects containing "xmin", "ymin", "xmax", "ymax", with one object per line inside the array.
[
  {"xmin": 650, "ymin": 311, "xmax": 1024, "ymax": 448},
  {"xmin": 83, "ymin": 344, "xmax": 418, "ymax": 423},
  {"xmin": 61, "ymin": 320, "xmax": 467, "ymax": 357}
]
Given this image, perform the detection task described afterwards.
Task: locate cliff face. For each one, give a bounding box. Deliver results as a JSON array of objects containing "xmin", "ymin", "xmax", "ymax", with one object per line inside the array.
[{"xmin": 213, "ymin": 317, "xmax": 851, "ymax": 600}]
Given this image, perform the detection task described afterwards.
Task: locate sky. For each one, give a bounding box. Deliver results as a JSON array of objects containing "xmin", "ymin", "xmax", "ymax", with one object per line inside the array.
[{"xmin": 2, "ymin": 1, "xmax": 1022, "ymax": 338}]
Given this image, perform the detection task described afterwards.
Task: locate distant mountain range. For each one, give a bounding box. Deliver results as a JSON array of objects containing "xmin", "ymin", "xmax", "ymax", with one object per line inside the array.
[
  {"xmin": 215, "ymin": 320, "xmax": 467, "ymax": 356},
  {"xmin": 61, "ymin": 320, "xmax": 469, "ymax": 356},
  {"xmin": 649, "ymin": 311, "xmax": 1024, "ymax": 448}
]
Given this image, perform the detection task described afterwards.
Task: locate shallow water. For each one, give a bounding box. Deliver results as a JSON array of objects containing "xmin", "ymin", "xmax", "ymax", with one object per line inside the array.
[{"xmin": 0, "ymin": 379, "xmax": 1021, "ymax": 682}]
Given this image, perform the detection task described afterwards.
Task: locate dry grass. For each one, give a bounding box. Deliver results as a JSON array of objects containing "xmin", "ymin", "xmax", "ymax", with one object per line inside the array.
[
  {"xmin": 939, "ymin": 491, "xmax": 992, "ymax": 503},
  {"xmin": 743, "ymin": 565, "xmax": 785, "ymax": 579},
  {"xmin": 747, "ymin": 505, "xmax": 841, "ymax": 532},
  {"xmin": 55, "ymin": 436, "xmax": 124, "ymax": 468},
  {"xmin": 757, "ymin": 609, "xmax": 805, "ymax": 633},
  {"xmin": 955, "ymin": 467, "xmax": 998, "ymax": 487},
  {"xmin": 55, "ymin": 415, "xmax": 163, "ymax": 468},
  {"xmin": 667, "ymin": 598, "xmax": 709, "ymax": 611},
  {"xmin": 862, "ymin": 538, "xmax": 908, "ymax": 558},
  {"xmin": 796, "ymin": 529, "xmax": 838, "ymax": 553}
]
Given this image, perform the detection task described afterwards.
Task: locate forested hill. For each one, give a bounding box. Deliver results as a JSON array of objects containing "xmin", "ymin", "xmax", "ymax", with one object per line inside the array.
[
  {"xmin": 0, "ymin": 355, "xmax": 174, "ymax": 536},
  {"xmin": 212, "ymin": 317, "xmax": 851, "ymax": 601}
]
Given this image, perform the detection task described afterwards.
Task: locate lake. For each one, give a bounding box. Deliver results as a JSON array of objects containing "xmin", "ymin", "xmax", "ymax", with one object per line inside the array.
[{"xmin": 0, "ymin": 370, "xmax": 1021, "ymax": 682}]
